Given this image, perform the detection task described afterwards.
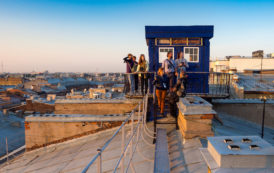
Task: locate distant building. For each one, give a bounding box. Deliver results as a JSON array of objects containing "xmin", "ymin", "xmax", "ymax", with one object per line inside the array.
[
  {"xmin": 24, "ymin": 79, "xmax": 49, "ymax": 90},
  {"xmin": 210, "ymin": 56, "xmax": 274, "ymax": 73},
  {"xmin": 252, "ymin": 50, "xmax": 264, "ymax": 58},
  {"xmin": 0, "ymin": 77, "xmax": 22, "ymax": 86},
  {"xmin": 209, "ymin": 59, "xmax": 229, "ymax": 72},
  {"xmin": 229, "ymin": 57, "xmax": 274, "ymax": 72},
  {"xmin": 112, "ymin": 84, "xmax": 124, "ymax": 93},
  {"xmin": 66, "ymin": 90, "xmax": 87, "ymax": 99},
  {"xmin": 89, "ymin": 88, "xmax": 106, "ymax": 99},
  {"xmin": 266, "ymin": 53, "xmax": 274, "ymax": 58},
  {"xmin": 47, "ymin": 94, "xmax": 56, "ymax": 101}
]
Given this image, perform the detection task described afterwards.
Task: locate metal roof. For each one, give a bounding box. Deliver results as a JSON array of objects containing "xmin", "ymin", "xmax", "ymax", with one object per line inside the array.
[{"xmin": 145, "ymin": 25, "xmax": 214, "ymax": 39}]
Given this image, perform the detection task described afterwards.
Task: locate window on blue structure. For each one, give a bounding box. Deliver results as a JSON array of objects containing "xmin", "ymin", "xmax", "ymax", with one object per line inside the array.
[
  {"xmin": 159, "ymin": 47, "xmax": 174, "ymax": 63},
  {"xmin": 184, "ymin": 47, "xmax": 199, "ymax": 63}
]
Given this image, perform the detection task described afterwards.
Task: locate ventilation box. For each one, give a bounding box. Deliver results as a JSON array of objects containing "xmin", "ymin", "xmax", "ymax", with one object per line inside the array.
[{"xmin": 200, "ymin": 136, "xmax": 274, "ymax": 172}]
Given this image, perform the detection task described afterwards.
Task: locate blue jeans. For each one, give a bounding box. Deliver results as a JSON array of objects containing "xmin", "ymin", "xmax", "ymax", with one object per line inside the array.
[{"xmin": 128, "ymin": 74, "xmax": 135, "ymax": 94}]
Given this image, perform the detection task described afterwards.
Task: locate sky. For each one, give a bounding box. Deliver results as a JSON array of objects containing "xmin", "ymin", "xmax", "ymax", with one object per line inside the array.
[{"xmin": 0, "ymin": 0, "xmax": 273, "ymax": 73}]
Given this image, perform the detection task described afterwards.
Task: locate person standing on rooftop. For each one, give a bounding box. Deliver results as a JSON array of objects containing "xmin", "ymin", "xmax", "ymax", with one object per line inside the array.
[
  {"xmin": 153, "ymin": 67, "xmax": 168, "ymax": 116},
  {"xmin": 162, "ymin": 51, "xmax": 176, "ymax": 91},
  {"xmin": 123, "ymin": 54, "xmax": 135, "ymax": 95},
  {"xmin": 137, "ymin": 54, "xmax": 149, "ymax": 95},
  {"xmin": 175, "ymin": 51, "xmax": 188, "ymax": 81},
  {"xmin": 132, "ymin": 56, "xmax": 139, "ymax": 95}
]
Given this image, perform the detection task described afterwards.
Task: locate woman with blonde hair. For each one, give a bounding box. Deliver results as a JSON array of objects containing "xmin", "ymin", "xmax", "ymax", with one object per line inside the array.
[
  {"xmin": 153, "ymin": 67, "xmax": 169, "ymax": 116},
  {"xmin": 137, "ymin": 54, "xmax": 148, "ymax": 95}
]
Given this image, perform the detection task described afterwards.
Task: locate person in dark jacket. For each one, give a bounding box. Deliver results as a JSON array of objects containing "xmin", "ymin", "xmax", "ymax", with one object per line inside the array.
[
  {"xmin": 123, "ymin": 54, "xmax": 135, "ymax": 95},
  {"xmin": 169, "ymin": 71, "xmax": 188, "ymax": 118},
  {"xmin": 169, "ymin": 87, "xmax": 179, "ymax": 118},
  {"xmin": 176, "ymin": 71, "xmax": 188, "ymax": 98},
  {"xmin": 153, "ymin": 67, "xmax": 168, "ymax": 116},
  {"xmin": 132, "ymin": 56, "xmax": 139, "ymax": 94}
]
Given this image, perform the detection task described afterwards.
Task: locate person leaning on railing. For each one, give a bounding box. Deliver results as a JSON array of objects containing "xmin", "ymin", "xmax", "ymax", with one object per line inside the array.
[
  {"xmin": 153, "ymin": 67, "xmax": 168, "ymax": 116},
  {"xmin": 137, "ymin": 54, "xmax": 149, "ymax": 95},
  {"xmin": 123, "ymin": 53, "xmax": 135, "ymax": 95}
]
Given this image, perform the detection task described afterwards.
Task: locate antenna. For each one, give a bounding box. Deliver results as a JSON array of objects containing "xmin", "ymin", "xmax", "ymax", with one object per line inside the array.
[{"xmin": 1, "ymin": 61, "xmax": 3, "ymax": 73}]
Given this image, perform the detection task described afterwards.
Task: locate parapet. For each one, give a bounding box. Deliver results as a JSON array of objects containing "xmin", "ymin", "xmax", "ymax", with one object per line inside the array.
[
  {"xmin": 25, "ymin": 113, "xmax": 130, "ymax": 122},
  {"xmin": 55, "ymin": 98, "xmax": 138, "ymax": 104}
]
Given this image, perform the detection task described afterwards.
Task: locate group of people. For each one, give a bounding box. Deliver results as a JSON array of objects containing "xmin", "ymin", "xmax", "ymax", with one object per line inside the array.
[
  {"xmin": 123, "ymin": 50, "xmax": 188, "ymax": 118},
  {"xmin": 123, "ymin": 54, "xmax": 149, "ymax": 95},
  {"xmin": 153, "ymin": 51, "xmax": 188, "ymax": 117}
]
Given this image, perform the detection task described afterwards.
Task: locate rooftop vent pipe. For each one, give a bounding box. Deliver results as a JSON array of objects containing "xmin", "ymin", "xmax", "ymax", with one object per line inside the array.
[{"xmin": 228, "ymin": 145, "xmax": 240, "ymax": 150}]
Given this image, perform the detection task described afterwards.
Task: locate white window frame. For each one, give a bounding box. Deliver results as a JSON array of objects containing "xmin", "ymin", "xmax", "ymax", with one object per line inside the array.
[
  {"xmin": 158, "ymin": 47, "xmax": 174, "ymax": 63},
  {"xmin": 184, "ymin": 47, "xmax": 199, "ymax": 63}
]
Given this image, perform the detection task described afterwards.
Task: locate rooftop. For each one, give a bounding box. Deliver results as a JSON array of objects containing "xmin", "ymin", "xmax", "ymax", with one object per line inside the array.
[
  {"xmin": 0, "ymin": 123, "xmax": 155, "ymax": 173},
  {"xmin": 1, "ymin": 110, "xmax": 273, "ymax": 173},
  {"xmin": 236, "ymin": 73, "xmax": 274, "ymax": 92},
  {"xmin": 0, "ymin": 113, "xmax": 25, "ymax": 157}
]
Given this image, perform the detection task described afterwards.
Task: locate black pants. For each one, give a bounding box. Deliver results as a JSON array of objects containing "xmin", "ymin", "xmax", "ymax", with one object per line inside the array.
[
  {"xmin": 181, "ymin": 77, "xmax": 187, "ymax": 96},
  {"xmin": 141, "ymin": 74, "xmax": 148, "ymax": 94},
  {"xmin": 169, "ymin": 102, "xmax": 178, "ymax": 118},
  {"xmin": 134, "ymin": 74, "xmax": 138, "ymax": 92}
]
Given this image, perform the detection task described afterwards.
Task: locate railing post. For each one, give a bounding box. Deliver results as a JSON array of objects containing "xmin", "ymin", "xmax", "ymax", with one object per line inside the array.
[
  {"xmin": 121, "ymin": 123, "xmax": 125, "ymax": 173},
  {"xmin": 130, "ymin": 109, "xmax": 134, "ymax": 170},
  {"xmin": 142, "ymin": 97, "xmax": 145, "ymax": 124},
  {"xmin": 261, "ymin": 97, "xmax": 267, "ymax": 138},
  {"xmin": 5, "ymin": 137, "xmax": 9, "ymax": 164},
  {"xmin": 153, "ymin": 99, "xmax": 157, "ymax": 144},
  {"xmin": 97, "ymin": 149, "xmax": 102, "ymax": 173},
  {"xmin": 227, "ymin": 73, "xmax": 231, "ymax": 96}
]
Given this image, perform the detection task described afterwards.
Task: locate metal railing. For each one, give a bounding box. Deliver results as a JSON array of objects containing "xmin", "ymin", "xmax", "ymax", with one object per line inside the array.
[
  {"xmin": 123, "ymin": 71, "xmax": 231, "ymax": 98},
  {"xmin": 123, "ymin": 72, "xmax": 156, "ymax": 96},
  {"xmin": 185, "ymin": 72, "xmax": 231, "ymax": 97},
  {"xmin": 82, "ymin": 94, "xmax": 154, "ymax": 173}
]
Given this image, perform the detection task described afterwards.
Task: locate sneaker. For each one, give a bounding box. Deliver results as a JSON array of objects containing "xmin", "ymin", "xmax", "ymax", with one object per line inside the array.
[{"xmin": 158, "ymin": 114, "xmax": 164, "ymax": 117}]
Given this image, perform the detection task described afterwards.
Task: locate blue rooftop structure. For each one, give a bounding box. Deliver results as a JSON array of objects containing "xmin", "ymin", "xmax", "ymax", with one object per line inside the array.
[
  {"xmin": 145, "ymin": 26, "xmax": 214, "ymax": 39},
  {"xmin": 145, "ymin": 25, "xmax": 214, "ymax": 94}
]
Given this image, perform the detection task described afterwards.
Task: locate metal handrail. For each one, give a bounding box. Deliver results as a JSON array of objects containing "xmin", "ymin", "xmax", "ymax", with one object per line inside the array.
[
  {"xmin": 82, "ymin": 96, "xmax": 147, "ymax": 173},
  {"xmin": 126, "ymin": 72, "xmax": 156, "ymax": 74},
  {"xmin": 123, "ymin": 72, "xmax": 156, "ymax": 96},
  {"xmin": 113, "ymin": 114, "xmax": 142, "ymax": 172},
  {"xmin": 81, "ymin": 118, "xmax": 130, "ymax": 173}
]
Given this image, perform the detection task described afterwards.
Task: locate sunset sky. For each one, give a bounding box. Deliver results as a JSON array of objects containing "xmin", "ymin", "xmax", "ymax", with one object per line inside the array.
[{"xmin": 0, "ymin": 0, "xmax": 273, "ymax": 73}]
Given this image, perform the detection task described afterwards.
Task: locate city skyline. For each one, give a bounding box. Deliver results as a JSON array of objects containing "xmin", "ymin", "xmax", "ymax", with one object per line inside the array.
[{"xmin": 0, "ymin": 0, "xmax": 274, "ymax": 73}]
